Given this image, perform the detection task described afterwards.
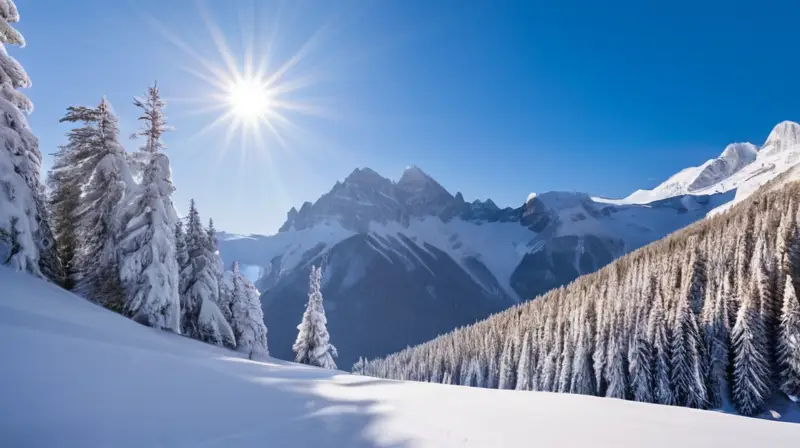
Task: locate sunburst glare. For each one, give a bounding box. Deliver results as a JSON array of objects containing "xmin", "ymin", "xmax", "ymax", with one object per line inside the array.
[
  {"xmin": 145, "ymin": 0, "xmax": 339, "ymax": 160},
  {"xmin": 227, "ymin": 75, "xmax": 273, "ymax": 121}
]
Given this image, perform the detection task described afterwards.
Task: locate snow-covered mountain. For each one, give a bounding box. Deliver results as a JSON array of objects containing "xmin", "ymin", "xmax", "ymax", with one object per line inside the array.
[
  {"xmin": 5, "ymin": 267, "xmax": 798, "ymax": 446},
  {"xmin": 609, "ymin": 121, "xmax": 800, "ymax": 211},
  {"xmin": 220, "ymin": 120, "xmax": 800, "ymax": 367},
  {"xmin": 219, "ymin": 167, "xmax": 731, "ymax": 366}
]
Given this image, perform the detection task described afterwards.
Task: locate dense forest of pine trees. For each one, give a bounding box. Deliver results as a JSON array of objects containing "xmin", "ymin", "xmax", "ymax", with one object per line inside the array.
[
  {"xmin": 0, "ymin": 1, "xmax": 271, "ymax": 360},
  {"xmin": 355, "ymin": 181, "xmax": 800, "ymax": 416}
]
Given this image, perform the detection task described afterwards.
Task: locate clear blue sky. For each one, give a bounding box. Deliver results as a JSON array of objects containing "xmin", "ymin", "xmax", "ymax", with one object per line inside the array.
[{"xmin": 17, "ymin": 0, "xmax": 800, "ymax": 234}]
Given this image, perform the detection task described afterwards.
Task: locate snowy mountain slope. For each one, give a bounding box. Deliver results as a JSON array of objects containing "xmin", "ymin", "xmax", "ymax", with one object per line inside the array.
[
  {"xmin": 2, "ymin": 268, "xmax": 799, "ymax": 447},
  {"xmin": 219, "ymin": 167, "xmax": 729, "ymax": 366},
  {"xmin": 604, "ymin": 121, "xmax": 800, "ymax": 210}
]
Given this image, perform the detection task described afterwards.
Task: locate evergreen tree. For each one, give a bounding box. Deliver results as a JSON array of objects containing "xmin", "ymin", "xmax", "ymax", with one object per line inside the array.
[
  {"xmin": 670, "ymin": 270, "xmax": 707, "ymax": 408},
  {"xmin": 117, "ymin": 152, "xmax": 180, "ymax": 332},
  {"xmin": 779, "ymin": 275, "xmax": 800, "ymax": 398},
  {"xmin": 731, "ymin": 277, "xmax": 772, "ymax": 416},
  {"xmin": 293, "ymin": 265, "xmax": 337, "ymax": 369},
  {"xmin": 181, "ymin": 199, "xmax": 235, "ymax": 347},
  {"xmin": 64, "ymin": 98, "xmax": 134, "ymax": 308},
  {"xmin": 0, "ymin": 1, "xmax": 60, "ymax": 279},
  {"xmin": 702, "ymin": 272, "xmax": 731, "ymax": 409},
  {"xmin": 570, "ymin": 303, "xmax": 596, "ymax": 395},
  {"xmin": 629, "ymin": 310, "xmax": 654, "ymax": 403},
  {"xmin": 484, "ymin": 331, "xmax": 501, "ymax": 389},
  {"xmin": 116, "ymin": 83, "xmax": 179, "ymax": 331},
  {"xmin": 46, "ymin": 113, "xmax": 95, "ymax": 288},
  {"xmin": 604, "ymin": 305, "xmax": 628, "ymax": 400},
  {"xmin": 515, "ymin": 331, "xmax": 533, "ymax": 391},
  {"xmin": 647, "ymin": 283, "xmax": 675, "ymax": 405},
  {"xmin": 230, "ymin": 261, "xmax": 269, "ymax": 360},
  {"xmin": 498, "ymin": 332, "xmax": 517, "ymax": 390}
]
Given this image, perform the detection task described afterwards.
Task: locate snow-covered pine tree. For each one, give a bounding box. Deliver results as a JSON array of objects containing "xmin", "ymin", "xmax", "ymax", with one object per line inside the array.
[
  {"xmin": 484, "ymin": 330, "xmax": 501, "ymax": 389},
  {"xmin": 498, "ymin": 332, "xmax": 517, "ymax": 390},
  {"xmin": 731, "ymin": 276, "xmax": 772, "ymax": 416},
  {"xmin": 557, "ymin": 311, "xmax": 576, "ymax": 393},
  {"xmin": 628, "ymin": 306, "xmax": 654, "ymax": 403},
  {"xmin": 593, "ymin": 282, "xmax": 611, "ymax": 395},
  {"xmin": 670, "ymin": 250, "xmax": 708, "ymax": 408},
  {"xmin": 181, "ymin": 199, "xmax": 235, "ymax": 347},
  {"xmin": 63, "ymin": 98, "xmax": 134, "ymax": 309},
  {"xmin": 230, "ymin": 261, "xmax": 269, "ymax": 360},
  {"xmin": 116, "ymin": 151, "xmax": 180, "ymax": 331},
  {"xmin": 293, "ymin": 265, "xmax": 338, "ymax": 369},
  {"xmin": 779, "ymin": 275, "xmax": 800, "ymax": 398},
  {"xmin": 647, "ymin": 280, "xmax": 675, "ymax": 406},
  {"xmin": 46, "ymin": 113, "xmax": 97, "ymax": 288},
  {"xmin": 515, "ymin": 331, "xmax": 533, "ymax": 391},
  {"xmin": 570, "ymin": 301, "xmax": 596, "ymax": 395},
  {"xmin": 702, "ymin": 271, "xmax": 731, "ymax": 409},
  {"xmin": 115, "ymin": 83, "xmax": 180, "ymax": 331},
  {"xmin": 604, "ymin": 303, "xmax": 629, "ymax": 400},
  {"xmin": 0, "ymin": 0, "xmax": 61, "ymax": 279}
]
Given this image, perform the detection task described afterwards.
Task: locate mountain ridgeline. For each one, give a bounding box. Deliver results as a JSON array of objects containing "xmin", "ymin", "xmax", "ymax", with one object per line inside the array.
[
  {"xmin": 220, "ymin": 167, "xmax": 728, "ymax": 367},
  {"xmin": 356, "ymin": 178, "xmax": 800, "ymax": 418}
]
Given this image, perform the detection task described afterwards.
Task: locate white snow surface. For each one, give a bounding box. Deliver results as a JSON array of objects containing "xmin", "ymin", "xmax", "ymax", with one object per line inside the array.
[{"xmin": 1, "ymin": 267, "xmax": 799, "ymax": 447}]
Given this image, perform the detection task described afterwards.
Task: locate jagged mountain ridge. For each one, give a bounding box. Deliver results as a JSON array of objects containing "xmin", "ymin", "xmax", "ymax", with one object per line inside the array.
[{"xmin": 220, "ymin": 169, "xmax": 731, "ymax": 366}]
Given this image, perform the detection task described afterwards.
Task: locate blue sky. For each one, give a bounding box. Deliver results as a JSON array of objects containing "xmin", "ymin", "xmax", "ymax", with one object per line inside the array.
[{"xmin": 17, "ymin": 0, "xmax": 800, "ymax": 234}]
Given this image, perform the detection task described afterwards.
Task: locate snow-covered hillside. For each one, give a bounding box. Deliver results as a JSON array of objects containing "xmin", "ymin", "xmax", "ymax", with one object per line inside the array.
[{"xmin": 2, "ymin": 268, "xmax": 798, "ymax": 447}]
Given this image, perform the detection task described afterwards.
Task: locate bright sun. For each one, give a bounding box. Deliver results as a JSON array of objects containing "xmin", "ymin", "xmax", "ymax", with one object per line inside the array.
[
  {"xmin": 151, "ymin": 1, "xmax": 332, "ymax": 154},
  {"xmin": 227, "ymin": 77, "xmax": 272, "ymax": 120}
]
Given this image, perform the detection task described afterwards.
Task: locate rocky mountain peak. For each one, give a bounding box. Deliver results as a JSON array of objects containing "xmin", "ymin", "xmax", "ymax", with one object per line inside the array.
[{"xmin": 344, "ymin": 167, "xmax": 392, "ymax": 188}]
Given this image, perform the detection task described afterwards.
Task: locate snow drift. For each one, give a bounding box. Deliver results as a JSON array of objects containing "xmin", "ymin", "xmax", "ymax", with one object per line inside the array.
[{"xmin": 1, "ymin": 267, "xmax": 799, "ymax": 447}]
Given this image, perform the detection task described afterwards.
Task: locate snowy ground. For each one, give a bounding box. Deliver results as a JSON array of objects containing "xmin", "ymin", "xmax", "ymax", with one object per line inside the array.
[{"xmin": 1, "ymin": 268, "xmax": 799, "ymax": 447}]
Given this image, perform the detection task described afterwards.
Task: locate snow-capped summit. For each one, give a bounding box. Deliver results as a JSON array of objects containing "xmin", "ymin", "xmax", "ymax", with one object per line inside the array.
[
  {"xmin": 620, "ymin": 142, "xmax": 758, "ymax": 204},
  {"xmin": 616, "ymin": 120, "xmax": 800, "ymax": 207},
  {"xmin": 763, "ymin": 120, "xmax": 800, "ymax": 153}
]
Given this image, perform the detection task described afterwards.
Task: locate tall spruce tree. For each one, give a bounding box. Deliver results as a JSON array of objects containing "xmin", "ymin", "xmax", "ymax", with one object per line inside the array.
[
  {"xmin": 63, "ymin": 98, "xmax": 134, "ymax": 308},
  {"xmin": 0, "ymin": 0, "xmax": 61, "ymax": 280},
  {"xmin": 46, "ymin": 112, "xmax": 97, "ymax": 288},
  {"xmin": 293, "ymin": 265, "xmax": 337, "ymax": 369},
  {"xmin": 731, "ymin": 277, "xmax": 772, "ymax": 416},
  {"xmin": 647, "ymin": 282, "xmax": 674, "ymax": 406},
  {"xmin": 116, "ymin": 83, "xmax": 180, "ymax": 331},
  {"xmin": 181, "ymin": 199, "xmax": 235, "ymax": 347}
]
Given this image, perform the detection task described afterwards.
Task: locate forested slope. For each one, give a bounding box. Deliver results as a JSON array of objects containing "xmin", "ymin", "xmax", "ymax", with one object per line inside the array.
[{"xmin": 357, "ymin": 180, "xmax": 800, "ymax": 419}]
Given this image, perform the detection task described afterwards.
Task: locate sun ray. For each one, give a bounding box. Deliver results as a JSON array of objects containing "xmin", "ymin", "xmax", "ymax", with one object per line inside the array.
[{"xmin": 146, "ymin": 1, "xmax": 350, "ymax": 162}]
